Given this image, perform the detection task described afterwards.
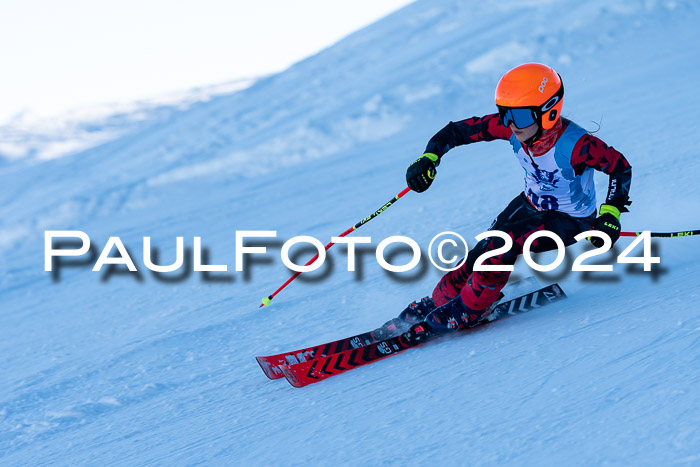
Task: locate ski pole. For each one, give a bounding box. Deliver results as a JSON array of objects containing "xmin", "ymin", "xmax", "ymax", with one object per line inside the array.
[
  {"xmin": 260, "ymin": 187, "xmax": 412, "ymax": 307},
  {"xmin": 621, "ymin": 230, "xmax": 700, "ymax": 238}
]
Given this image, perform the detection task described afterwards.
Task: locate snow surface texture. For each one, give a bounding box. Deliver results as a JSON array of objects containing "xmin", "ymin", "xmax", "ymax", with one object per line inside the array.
[
  {"xmin": 1, "ymin": 0, "xmax": 699, "ymax": 465},
  {"xmin": 0, "ymin": 78, "xmax": 256, "ymax": 162}
]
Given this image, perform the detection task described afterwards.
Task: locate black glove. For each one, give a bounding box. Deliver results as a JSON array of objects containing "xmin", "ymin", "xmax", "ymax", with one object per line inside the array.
[
  {"xmin": 590, "ymin": 204, "xmax": 621, "ymax": 247},
  {"xmin": 406, "ymin": 153, "xmax": 438, "ymax": 193}
]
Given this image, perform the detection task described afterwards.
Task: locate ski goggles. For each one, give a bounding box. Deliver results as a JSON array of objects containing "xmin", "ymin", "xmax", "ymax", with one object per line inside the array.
[{"xmin": 498, "ymin": 107, "xmax": 538, "ymax": 129}]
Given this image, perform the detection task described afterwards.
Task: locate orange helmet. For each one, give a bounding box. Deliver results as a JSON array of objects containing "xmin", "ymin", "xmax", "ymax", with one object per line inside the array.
[{"xmin": 495, "ymin": 63, "xmax": 564, "ymax": 130}]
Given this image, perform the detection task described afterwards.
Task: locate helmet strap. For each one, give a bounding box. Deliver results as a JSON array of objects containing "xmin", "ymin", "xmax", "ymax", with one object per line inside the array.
[{"xmin": 523, "ymin": 125, "xmax": 544, "ymax": 147}]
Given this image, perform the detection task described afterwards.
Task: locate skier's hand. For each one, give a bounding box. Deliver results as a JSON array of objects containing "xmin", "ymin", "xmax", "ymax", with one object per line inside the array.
[
  {"xmin": 589, "ymin": 204, "xmax": 621, "ymax": 247},
  {"xmin": 406, "ymin": 153, "xmax": 438, "ymax": 193}
]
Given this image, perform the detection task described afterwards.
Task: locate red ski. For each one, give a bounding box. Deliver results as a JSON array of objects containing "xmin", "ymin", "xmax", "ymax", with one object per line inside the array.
[
  {"xmin": 256, "ymin": 279, "xmax": 539, "ymax": 379},
  {"xmin": 256, "ymin": 297, "xmax": 435, "ymax": 379},
  {"xmin": 280, "ymin": 283, "xmax": 566, "ymax": 387},
  {"xmin": 279, "ymin": 324, "xmax": 430, "ymax": 387},
  {"xmin": 255, "ymin": 330, "xmax": 376, "ymax": 379}
]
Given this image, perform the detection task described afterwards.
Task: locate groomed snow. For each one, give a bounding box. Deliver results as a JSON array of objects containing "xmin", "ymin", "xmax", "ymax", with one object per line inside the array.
[{"xmin": 1, "ymin": 0, "xmax": 699, "ymax": 465}]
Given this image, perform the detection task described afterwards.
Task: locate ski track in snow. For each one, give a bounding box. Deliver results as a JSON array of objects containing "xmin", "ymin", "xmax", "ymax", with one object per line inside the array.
[{"xmin": 1, "ymin": 0, "xmax": 699, "ymax": 465}]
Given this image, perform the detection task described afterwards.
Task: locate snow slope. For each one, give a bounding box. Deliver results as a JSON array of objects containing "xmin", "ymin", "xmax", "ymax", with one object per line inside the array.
[
  {"xmin": 0, "ymin": 78, "xmax": 256, "ymax": 163},
  {"xmin": 1, "ymin": 0, "xmax": 699, "ymax": 465}
]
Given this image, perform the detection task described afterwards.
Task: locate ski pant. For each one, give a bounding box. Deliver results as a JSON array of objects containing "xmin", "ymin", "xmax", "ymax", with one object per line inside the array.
[{"xmin": 432, "ymin": 192, "xmax": 595, "ymax": 310}]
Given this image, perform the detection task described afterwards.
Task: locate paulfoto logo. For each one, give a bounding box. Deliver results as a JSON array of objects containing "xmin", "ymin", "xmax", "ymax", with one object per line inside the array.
[{"xmin": 44, "ymin": 229, "xmax": 661, "ymax": 278}]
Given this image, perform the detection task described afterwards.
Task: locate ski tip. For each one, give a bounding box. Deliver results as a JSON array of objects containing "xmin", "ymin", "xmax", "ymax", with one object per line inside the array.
[
  {"xmin": 255, "ymin": 356, "xmax": 285, "ymax": 380},
  {"xmin": 279, "ymin": 364, "xmax": 306, "ymax": 388}
]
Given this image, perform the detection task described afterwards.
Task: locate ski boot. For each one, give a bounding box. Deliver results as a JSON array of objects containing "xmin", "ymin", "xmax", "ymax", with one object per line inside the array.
[
  {"xmin": 398, "ymin": 296, "xmax": 436, "ymax": 323},
  {"xmin": 371, "ymin": 296, "xmax": 437, "ymax": 340},
  {"xmin": 403, "ymin": 290, "xmax": 505, "ymax": 344},
  {"xmin": 424, "ymin": 295, "xmax": 494, "ymax": 336}
]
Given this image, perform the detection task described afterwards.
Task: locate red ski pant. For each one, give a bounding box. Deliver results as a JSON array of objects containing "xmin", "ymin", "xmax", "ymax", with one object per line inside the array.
[{"xmin": 432, "ymin": 193, "xmax": 594, "ymax": 310}]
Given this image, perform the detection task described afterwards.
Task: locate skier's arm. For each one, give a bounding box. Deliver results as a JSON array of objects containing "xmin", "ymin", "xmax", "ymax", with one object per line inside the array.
[
  {"xmin": 424, "ymin": 113, "xmax": 512, "ymax": 161},
  {"xmin": 571, "ymin": 134, "xmax": 632, "ymax": 212},
  {"xmin": 407, "ymin": 113, "xmax": 511, "ymax": 193}
]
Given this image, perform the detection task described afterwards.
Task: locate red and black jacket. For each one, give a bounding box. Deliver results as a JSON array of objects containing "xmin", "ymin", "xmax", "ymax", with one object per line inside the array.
[{"xmin": 424, "ymin": 114, "xmax": 632, "ymax": 212}]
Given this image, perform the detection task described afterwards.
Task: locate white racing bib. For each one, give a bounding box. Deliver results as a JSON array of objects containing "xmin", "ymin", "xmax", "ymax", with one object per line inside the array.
[{"xmin": 508, "ymin": 121, "xmax": 596, "ymax": 217}]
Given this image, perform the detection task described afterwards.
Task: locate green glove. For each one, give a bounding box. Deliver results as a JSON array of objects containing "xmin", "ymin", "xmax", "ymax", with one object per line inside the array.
[
  {"xmin": 590, "ymin": 204, "xmax": 621, "ymax": 247},
  {"xmin": 406, "ymin": 153, "xmax": 438, "ymax": 193}
]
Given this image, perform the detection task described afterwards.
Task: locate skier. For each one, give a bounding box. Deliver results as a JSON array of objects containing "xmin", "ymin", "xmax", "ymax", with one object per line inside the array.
[{"xmin": 381, "ymin": 63, "xmax": 632, "ymax": 337}]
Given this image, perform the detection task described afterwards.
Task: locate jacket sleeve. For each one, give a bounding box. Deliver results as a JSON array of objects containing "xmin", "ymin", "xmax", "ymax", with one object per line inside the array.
[
  {"xmin": 424, "ymin": 113, "xmax": 512, "ymax": 163},
  {"xmin": 571, "ymin": 134, "xmax": 632, "ymax": 212}
]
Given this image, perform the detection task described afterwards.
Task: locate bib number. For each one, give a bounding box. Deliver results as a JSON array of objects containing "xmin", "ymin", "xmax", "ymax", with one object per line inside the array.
[{"xmin": 528, "ymin": 189, "xmax": 559, "ymax": 211}]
